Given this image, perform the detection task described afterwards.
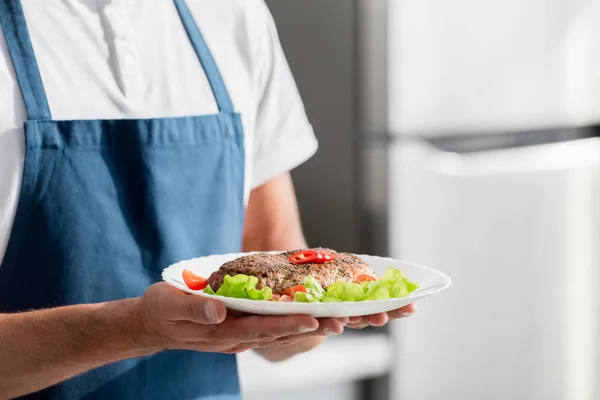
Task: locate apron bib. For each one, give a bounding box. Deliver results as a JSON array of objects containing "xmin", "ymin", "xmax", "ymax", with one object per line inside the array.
[{"xmin": 0, "ymin": 1, "xmax": 244, "ymax": 399}]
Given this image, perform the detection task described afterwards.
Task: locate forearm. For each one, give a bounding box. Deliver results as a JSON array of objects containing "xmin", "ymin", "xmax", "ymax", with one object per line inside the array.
[
  {"xmin": 242, "ymin": 218, "xmax": 306, "ymax": 253},
  {"xmin": 0, "ymin": 298, "xmax": 156, "ymax": 399}
]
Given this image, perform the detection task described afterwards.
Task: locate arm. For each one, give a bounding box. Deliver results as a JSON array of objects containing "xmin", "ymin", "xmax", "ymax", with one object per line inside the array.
[
  {"xmin": 0, "ymin": 279, "xmax": 335, "ymax": 397},
  {"xmin": 243, "ymin": 172, "xmax": 327, "ymax": 362},
  {"xmin": 0, "ymin": 299, "xmax": 153, "ymax": 399},
  {"xmin": 244, "ymin": 173, "xmax": 418, "ymax": 361}
]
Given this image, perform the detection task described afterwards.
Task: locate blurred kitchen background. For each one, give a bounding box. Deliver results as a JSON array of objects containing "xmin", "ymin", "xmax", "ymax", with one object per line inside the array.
[{"xmin": 239, "ymin": 1, "xmax": 600, "ymax": 399}]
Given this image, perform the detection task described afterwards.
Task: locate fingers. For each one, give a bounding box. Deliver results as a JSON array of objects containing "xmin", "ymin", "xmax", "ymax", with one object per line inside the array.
[
  {"xmin": 220, "ymin": 317, "xmax": 347, "ymax": 349},
  {"xmin": 173, "ymin": 315, "xmax": 348, "ymax": 352},
  {"xmin": 347, "ymin": 303, "xmax": 418, "ymax": 329},
  {"xmin": 219, "ymin": 314, "xmax": 320, "ymax": 342},
  {"xmin": 347, "ymin": 312, "xmax": 388, "ymax": 329},
  {"xmin": 160, "ymin": 314, "xmax": 319, "ymax": 346},
  {"xmin": 367, "ymin": 313, "xmax": 389, "ymax": 326},
  {"xmin": 218, "ymin": 318, "xmax": 348, "ymax": 354},
  {"xmin": 267, "ymin": 318, "xmax": 347, "ymax": 347},
  {"xmin": 387, "ymin": 303, "xmax": 417, "ymax": 320},
  {"xmin": 318, "ymin": 318, "xmax": 347, "ymax": 336}
]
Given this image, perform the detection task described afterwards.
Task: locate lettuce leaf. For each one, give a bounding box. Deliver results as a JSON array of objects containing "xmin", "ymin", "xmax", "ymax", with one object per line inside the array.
[
  {"xmin": 381, "ymin": 267, "xmax": 419, "ymax": 296},
  {"xmin": 293, "ymin": 275, "xmax": 327, "ymax": 302},
  {"xmin": 204, "ymin": 274, "xmax": 273, "ymax": 300},
  {"xmin": 324, "ymin": 281, "xmax": 365, "ymax": 302},
  {"xmin": 204, "ymin": 285, "xmax": 216, "ymax": 295}
]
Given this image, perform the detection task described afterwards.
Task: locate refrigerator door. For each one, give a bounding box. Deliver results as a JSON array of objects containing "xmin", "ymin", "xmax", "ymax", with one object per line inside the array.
[
  {"xmin": 388, "ymin": 138, "xmax": 600, "ymax": 400},
  {"xmin": 388, "ymin": 0, "xmax": 600, "ymax": 136}
]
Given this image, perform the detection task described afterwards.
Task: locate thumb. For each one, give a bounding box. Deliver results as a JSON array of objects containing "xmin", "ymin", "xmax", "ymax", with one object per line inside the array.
[{"xmin": 171, "ymin": 290, "xmax": 227, "ymax": 324}]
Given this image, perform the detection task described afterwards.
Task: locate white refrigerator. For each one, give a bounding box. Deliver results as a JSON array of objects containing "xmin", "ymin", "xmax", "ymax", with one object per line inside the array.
[
  {"xmin": 373, "ymin": 0, "xmax": 600, "ymax": 399},
  {"xmin": 388, "ymin": 137, "xmax": 600, "ymax": 400}
]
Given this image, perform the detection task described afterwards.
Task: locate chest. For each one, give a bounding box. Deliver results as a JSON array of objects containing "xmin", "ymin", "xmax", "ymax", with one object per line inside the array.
[{"xmin": 0, "ymin": 0, "xmax": 258, "ymax": 129}]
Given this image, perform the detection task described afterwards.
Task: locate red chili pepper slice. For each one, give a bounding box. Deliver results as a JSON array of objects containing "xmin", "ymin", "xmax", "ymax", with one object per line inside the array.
[
  {"xmin": 288, "ymin": 250, "xmax": 322, "ymax": 264},
  {"xmin": 319, "ymin": 251, "xmax": 339, "ymax": 262},
  {"xmin": 288, "ymin": 249, "xmax": 340, "ymax": 264},
  {"xmin": 182, "ymin": 270, "xmax": 208, "ymax": 290}
]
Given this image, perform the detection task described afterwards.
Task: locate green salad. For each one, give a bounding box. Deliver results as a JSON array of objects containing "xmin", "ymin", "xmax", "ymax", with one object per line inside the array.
[{"xmin": 203, "ymin": 267, "xmax": 419, "ymax": 302}]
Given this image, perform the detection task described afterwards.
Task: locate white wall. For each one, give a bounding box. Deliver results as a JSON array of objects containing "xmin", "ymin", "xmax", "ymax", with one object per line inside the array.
[{"xmin": 388, "ymin": 0, "xmax": 600, "ymax": 135}]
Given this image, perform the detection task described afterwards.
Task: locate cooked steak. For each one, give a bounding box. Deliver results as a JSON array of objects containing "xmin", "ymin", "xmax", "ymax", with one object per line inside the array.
[{"xmin": 207, "ymin": 248, "xmax": 374, "ymax": 293}]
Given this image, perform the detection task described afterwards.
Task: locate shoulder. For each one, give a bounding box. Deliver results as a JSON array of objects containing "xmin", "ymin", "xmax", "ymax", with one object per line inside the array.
[
  {"xmin": 187, "ymin": 0, "xmax": 278, "ymax": 58},
  {"xmin": 186, "ymin": 0, "xmax": 274, "ymax": 41},
  {"xmin": 186, "ymin": 0, "xmax": 279, "ymax": 86},
  {"xmin": 186, "ymin": 0, "xmax": 286, "ymax": 115},
  {"xmin": 186, "ymin": 0, "xmax": 272, "ymax": 21}
]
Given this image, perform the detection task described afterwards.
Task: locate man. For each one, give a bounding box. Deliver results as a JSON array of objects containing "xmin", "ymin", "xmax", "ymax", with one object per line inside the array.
[{"xmin": 0, "ymin": 0, "xmax": 415, "ymax": 398}]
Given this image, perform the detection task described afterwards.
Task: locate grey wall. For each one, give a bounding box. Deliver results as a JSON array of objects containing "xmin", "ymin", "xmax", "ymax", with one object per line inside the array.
[{"xmin": 265, "ymin": 0, "xmax": 359, "ymax": 252}]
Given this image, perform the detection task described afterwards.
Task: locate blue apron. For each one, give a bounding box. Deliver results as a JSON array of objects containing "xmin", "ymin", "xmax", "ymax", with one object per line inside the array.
[{"xmin": 0, "ymin": 1, "xmax": 244, "ymax": 399}]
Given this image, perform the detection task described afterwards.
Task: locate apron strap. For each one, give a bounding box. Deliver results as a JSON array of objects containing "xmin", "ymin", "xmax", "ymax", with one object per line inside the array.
[
  {"xmin": 0, "ymin": 0, "xmax": 52, "ymax": 120},
  {"xmin": 173, "ymin": 0, "xmax": 235, "ymax": 113}
]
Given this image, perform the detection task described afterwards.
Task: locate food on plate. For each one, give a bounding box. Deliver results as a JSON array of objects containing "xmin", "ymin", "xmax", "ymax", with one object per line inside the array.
[
  {"xmin": 182, "ymin": 269, "xmax": 208, "ymax": 291},
  {"xmin": 182, "ymin": 248, "xmax": 419, "ymax": 303}
]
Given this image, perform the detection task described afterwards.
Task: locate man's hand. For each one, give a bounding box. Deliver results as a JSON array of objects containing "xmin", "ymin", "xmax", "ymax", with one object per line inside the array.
[
  {"xmin": 139, "ymin": 282, "xmax": 347, "ymax": 354},
  {"xmin": 0, "ymin": 281, "xmax": 349, "ymax": 398},
  {"xmin": 248, "ymin": 304, "xmax": 417, "ymax": 362}
]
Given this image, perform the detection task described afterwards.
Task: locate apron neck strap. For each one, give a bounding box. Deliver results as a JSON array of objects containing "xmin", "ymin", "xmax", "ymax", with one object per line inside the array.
[
  {"xmin": 0, "ymin": 0, "xmax": 52, "ymax": 121},
  {"xmin": 173, "ymin": 0, "xmax": 235, "ymax": 113}
]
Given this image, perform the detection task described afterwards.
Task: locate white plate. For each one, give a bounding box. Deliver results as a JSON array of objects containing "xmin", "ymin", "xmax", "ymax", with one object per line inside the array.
[{"xmin": 162, "ymin": 252, "xmax": 451, "ymax": 318}]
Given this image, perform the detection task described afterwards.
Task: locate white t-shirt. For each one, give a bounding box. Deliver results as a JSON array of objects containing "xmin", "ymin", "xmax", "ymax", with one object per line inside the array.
[{"xmin": 0, "ymin": 0, "xmax": 318, "ymax": 265}]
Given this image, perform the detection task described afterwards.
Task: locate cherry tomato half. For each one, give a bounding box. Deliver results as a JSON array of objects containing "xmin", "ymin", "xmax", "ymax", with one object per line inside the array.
[
  {"xmin": 282, "ymin": 285, "xmax": 307, "ymax": 297},
  {"xmin": 182, "ymin": 270, "xmax": 208, "ymax": 290},
  {"xmin": 355, "ymin": 274, "xmax": 376, "ymax": 283}
]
